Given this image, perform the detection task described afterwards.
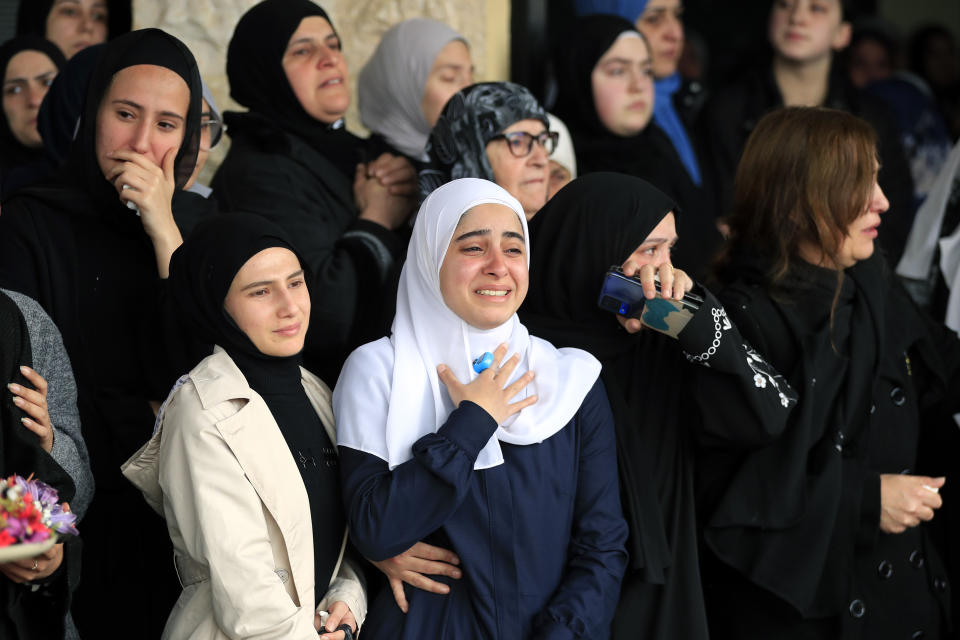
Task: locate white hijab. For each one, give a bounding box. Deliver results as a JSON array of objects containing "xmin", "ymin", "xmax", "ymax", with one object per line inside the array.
[
  {"xmin": 334, "ymin": 178, "xmax": 600, "ymax": 469},
  {"xmin": 358, "ymin": 18, "xmax": 467, "ymax": 160},
  {"xmin": 547, "ymin": 113, "xmax": 578, "ymax": 179}
]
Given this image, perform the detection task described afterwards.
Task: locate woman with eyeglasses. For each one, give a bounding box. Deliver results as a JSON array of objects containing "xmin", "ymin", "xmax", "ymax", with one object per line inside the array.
[
  {"xmin": 553, "ymin": 15, "xmax": 719, "ymax": 278},
  {"xmin": 172, "ymin": 79, "xmax": 224, "ymax": 237},
  {"xmin": 420, "ymin": 82, "xmax": 556, "ymax": 220}
]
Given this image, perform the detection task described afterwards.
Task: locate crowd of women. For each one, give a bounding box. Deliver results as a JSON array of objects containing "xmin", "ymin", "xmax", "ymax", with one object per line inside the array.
[{"xmin": 0, "ymin": 0, "xmax": 959, "ymax": 638}]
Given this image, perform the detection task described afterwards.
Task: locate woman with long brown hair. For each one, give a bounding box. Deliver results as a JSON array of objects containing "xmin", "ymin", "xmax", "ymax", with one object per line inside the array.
[{"xmin": 699, "ymin": 106, "xmax": 960, "ymax": 639}]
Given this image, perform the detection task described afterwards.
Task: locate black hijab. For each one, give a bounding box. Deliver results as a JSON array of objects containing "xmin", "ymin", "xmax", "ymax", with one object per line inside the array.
[
  {"xmin": 36, "ymin": 42, "xmax": 105, "ymax": 168},
  {"xmin": 0, "ymin": 36, "xmax": 66, "ymax": 174},
  {"xmin": 521, "ymin": 172, "xmax": 678, "ymax": 582},
  {"xmin": 225, "ymin": 0, "xmax": 359, "ymax": 178},
  {"xmin": 168, "ymin": 213, "xmax": 305, "ymax": 368},
  {"xmin": 16, "ymin": 0, "xmax": 132, "ymax": 48},
  {"xmin": 55, "ymin": 28, "xmax": 201, "ymax": 216},
  {"xmin": 553, "ymin": 15, "xmax": 721, "ymax": 277}
]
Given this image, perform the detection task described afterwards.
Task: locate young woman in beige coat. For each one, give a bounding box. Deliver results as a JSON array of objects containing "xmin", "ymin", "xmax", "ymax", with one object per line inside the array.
[{"xmin": 124, "ymin": 214, "xmax": 365, "ymax": 639}]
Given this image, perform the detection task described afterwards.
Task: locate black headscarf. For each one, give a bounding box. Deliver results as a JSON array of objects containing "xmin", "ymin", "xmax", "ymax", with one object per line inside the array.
[
  {"xmin": 550, "ymin": 15, "xmax": 672, "ymax": 171},
  {"xmin": 419, "ymin": 82, "xmax": 549, "ymax": 199},
  {"xmin": 59, "ymin": 28, "xmax": 201, "ymax": 216},
  {"xmin": 0, "ymin": 36, "xmax": 66, "ymax": 175},
  {"xmin": 168, "ymin": 213, "xmax": 305, "ymax": 365},
  {"xmin": 16, "ymin": 0, "xmax": 132, "ymax": 49},
  {"xmin": 520, "ymin": 173, "xmax": 678, "ymax": 582},
  {"xmin": 225, "ymin": 0, "xmax": 359, "ymax": 178},
  {"xmin": 36, "ymin": 43, "xmax": 105, "ymax": 168},
  {"xmin": 552, "ymin": 15, "xmax": 722, "ymax": 278}
]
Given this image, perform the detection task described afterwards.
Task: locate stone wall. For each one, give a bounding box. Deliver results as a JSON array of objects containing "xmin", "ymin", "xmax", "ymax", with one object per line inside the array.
[{"xmin": 134, "ymin": 0, "xmax": 510, "ymax": 183}]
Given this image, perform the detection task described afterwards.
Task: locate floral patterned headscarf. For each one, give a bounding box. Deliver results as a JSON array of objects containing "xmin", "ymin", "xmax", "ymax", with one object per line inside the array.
[{"xmin": 419, "ymin": 82, "xmax": 548, "ymax": 200}]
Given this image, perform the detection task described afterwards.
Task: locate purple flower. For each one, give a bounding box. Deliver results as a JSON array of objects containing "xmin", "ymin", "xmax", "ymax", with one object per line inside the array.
[{"xmin": 48, "ymin": 506, "xmax": 78, "ymax": 536}]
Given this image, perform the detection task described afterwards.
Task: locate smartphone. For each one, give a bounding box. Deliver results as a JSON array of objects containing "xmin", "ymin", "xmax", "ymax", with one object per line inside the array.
[{"xmin": 597, "ymin": 266, "xmax": 703, "ymax": 338}]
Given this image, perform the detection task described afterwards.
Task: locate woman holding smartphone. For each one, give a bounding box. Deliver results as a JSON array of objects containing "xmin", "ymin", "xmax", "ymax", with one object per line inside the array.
[
  {"xmin": 123, "ymin": 213, "xmax": 366, "ymax": 639},
  {"xmin": 701, "ymin": 106, "xmax": 960, "ymax": 639},
  {"xmin": 334, "ymin": 177, "xmax": 628, "ymax": 638},
  {"xmin": 520, "ymin": 173, "xmax": 797, "ymax": 640}
]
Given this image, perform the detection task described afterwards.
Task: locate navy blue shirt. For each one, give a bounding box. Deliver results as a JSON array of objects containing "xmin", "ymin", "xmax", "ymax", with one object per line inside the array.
[{"xmin": 340, "ymin": 379, "xmax": 628, "ymax": 639}]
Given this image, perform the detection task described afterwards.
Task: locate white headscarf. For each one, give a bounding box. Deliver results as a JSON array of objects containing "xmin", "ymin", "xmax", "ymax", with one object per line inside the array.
[
  {"xmin": 335, "ymin": 178, "xmax": 600, "ymax": 469},
  {"xmin": 358, "ymin": 18, "xmax": 467, "ymax": 160},
  {"xmin": 547, "ymin": 113, "xmax": 578, "ymax": 179}
]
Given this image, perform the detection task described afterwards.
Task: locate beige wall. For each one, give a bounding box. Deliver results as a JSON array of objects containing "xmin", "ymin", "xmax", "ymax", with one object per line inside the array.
[{"xmin": 134, "ymin": 0, "xmax": 512, "ymax": 183}]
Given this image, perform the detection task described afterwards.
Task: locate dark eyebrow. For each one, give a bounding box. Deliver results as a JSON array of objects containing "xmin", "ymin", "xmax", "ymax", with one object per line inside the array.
[
  {"xmin": 113, "ymin": 99, "xmax": 184, "ymax": 122},
  {"xmin": 455, "ymin": 229, "xmax": 489, "ymax": 242},
  {"xmin": 600, "ymin": 57, "xmax": 634, "ymax": 66},
  {"xmin": 287, "ymin": 37, "xmax": 314, "ymax": 48},
  {"xmin": 113, "ymin": 98, "xmax": 142, "ymax": 110},
  {"xmin": 240, "ymin": 269, "xmax": 305, "ymax": 291},
  {"xmin": 454, "ymin": 228, "xmax": 525, "ymax": 243},
  {"xmin": 642, "ymin": 236, "xmax": 675, "ymax": 245}
]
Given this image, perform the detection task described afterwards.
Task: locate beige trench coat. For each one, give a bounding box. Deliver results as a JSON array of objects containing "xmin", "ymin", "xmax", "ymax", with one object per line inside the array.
[{"xmin": 123, "ymin": 348, "xmax": 366, "ymax": 639}]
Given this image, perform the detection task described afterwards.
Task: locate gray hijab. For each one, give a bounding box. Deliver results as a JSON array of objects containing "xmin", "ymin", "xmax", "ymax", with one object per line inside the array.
[
  {"xmin": 419, "ymin": 81, "xmax": 548, "ymax": 200},
  {"xmin": 358, "ymin": 18, "xmax": 466, "ymax": 160}
]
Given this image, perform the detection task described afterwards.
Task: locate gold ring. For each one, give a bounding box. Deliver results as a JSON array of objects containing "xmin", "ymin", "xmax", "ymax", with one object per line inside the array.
[{"xmin": 32, "ymin": 559, "xmax": 38, "ymax": 571}]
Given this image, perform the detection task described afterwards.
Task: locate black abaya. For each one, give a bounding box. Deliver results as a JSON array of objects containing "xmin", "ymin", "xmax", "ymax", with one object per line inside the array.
[
  {"xmin": 700, "ymin": 251, "xmax": 960, "ymax": 638},
  {"xmin": 520, "ymin": 173, "xmax": 798, "ymax": 640},
  {"xmin": 0, "ymin": 28, "xmax": 202, "ymax": 638}
]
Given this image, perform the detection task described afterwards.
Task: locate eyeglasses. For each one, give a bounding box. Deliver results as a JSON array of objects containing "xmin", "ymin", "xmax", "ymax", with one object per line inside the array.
[
  {"xmin": 199, "ymin": 117, "xmax": 224, "ymax": 151},
  {"xmin": 489, "ymin": 130, "xmax": 559, "ymax": 158}
]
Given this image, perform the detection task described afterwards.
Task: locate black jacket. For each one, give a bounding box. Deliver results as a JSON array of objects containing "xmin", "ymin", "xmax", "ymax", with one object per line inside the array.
[
  {"xmin": 699, "ymin": 61, "xmax": 916, "ymax": 265},
  {"xmin": 212, "ymin": 113, "xmax": 405, "ymax": 384},
  {"xmin": 698, "ymin": 254, "xmax": 960, "ymax": 639}
]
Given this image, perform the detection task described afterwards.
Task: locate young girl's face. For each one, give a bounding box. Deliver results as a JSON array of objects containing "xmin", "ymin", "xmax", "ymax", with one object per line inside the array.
[
  {"xmin": 591, "ymin": 34, "xmax": 654, "ymax": 137},
  {"xmin": 94, "ymin": 64, "xmax": 189, "ymax": 180},
  {"xmin": 439, "ymin": 203, "xmax": 528, "ymax": 330},
  {"xmin": 224, "ymin": 247, "xmax": 311, "ymax": 357},
  {"xmin": 768, "ymin": 0, "xmax": 850, "ymax": 65}
]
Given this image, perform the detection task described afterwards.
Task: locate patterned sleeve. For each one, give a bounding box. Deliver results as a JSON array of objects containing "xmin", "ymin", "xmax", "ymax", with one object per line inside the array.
[{"xmin": 679, "ymin": 288, "xmax": 798, "ymax": 447}]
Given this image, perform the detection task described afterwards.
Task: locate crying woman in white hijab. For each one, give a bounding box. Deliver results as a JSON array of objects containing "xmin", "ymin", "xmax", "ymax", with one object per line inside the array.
[{"xmin": 333, "ymin": 178, "xmax": 627, "ymax": 636}]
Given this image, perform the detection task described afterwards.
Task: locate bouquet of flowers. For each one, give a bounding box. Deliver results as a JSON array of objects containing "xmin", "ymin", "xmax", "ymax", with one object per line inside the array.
[{"xmin": 0, "ymin": 474, "xmax": 77, "ymax": 561}]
